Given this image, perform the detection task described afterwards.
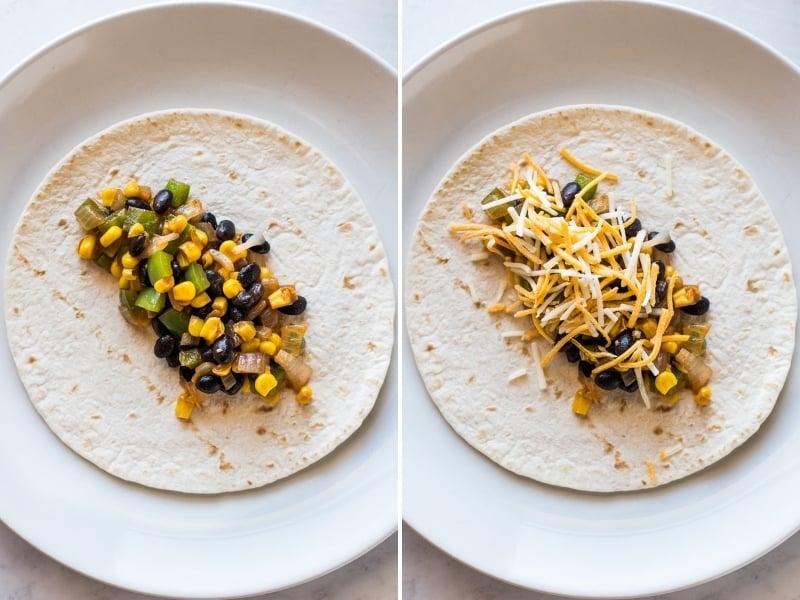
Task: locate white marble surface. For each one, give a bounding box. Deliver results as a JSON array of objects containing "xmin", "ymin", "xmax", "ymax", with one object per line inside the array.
[
  {"xmin": 401, "ymin": 0, "xmax": 800, "ymax": 599},
  {"xmin": 0, "ymin": 1, "xmax": 397, "ymax": 599}
]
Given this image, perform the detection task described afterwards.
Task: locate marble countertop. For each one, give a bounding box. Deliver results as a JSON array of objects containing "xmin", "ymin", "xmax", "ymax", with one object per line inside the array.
[
  {"xmin": 0, "ymin": 1, "xmax": 396, "ymax": 599},
  {"xmin": 402, "ymin": 1, "xmax": 800, "ymax": 599}
]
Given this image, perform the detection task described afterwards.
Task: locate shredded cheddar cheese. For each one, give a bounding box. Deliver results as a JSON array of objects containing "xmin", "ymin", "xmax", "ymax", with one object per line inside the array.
[{"xmin": 450, "ymin": 149, "xmax": 712, "ymax": 413}]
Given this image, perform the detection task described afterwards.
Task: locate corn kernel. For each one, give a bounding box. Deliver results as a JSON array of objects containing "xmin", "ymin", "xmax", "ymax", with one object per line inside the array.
[
  {"xmin": 172, "ymin": 281, "xmax": 196, "ymax": 303},
  {"xmin": 77, "ymin": 234, "xmax": 99, "ymax": 260},
  {"xmin": 120, "ymin": 267, "xmax": 137, "ymax": 281},
  {"xmin": 118, "ymin": 277, "xmax": 131, "ymax": 290},
  {"xmin": 200, "ymin": 316, "xmax": 224, "ymax": 342},
  {"xmin": 571, "ymin": 390, "xmax": 592, "ymax": 416},
  {"xmin": 260, "ymin": 267, "xmax": 272, "ymax": 280},
  {"xmin": 201, "ymin": 251, "xmax": 213, "ymax": 268},
  {"xmin": 167, "ymin": 215, "xmax": 188, "ymax": 234},
  {"xmin": 260, "ymin": 340, "xmax": 278, "ymax": 356},
  {"xmin": 654, "ymin": 370, "xmax": 678, "ymax": 395},
  {"xmin": 233, "ymin": 321, "xmax": 257, "ymax": 342},
  {"xmin": 190, "ymin": 292, "xmax": 211, "ymax": 308},
  {"xmin": 268, "ymin": 286, "xmax": 296, "ymax": 309},
  {"xmin": 695, "ymin": 386, "xmax": 712, "ymax": 406},
  {"xmin": 120, "ymin": 251, "xmax": 139, "ymax": 269},
  {"xmin": 640, "ymin": 319, "xmax": 658, "ymax": 339},
  {"xmin": 254, "ymin": 372, "xmax": 278, "ymax": 396},
  {"xmin": 223, "ymin": 278, "xmax": 244, "ymax": 298},
  {"xmin": 673, "ymin": 285, "xmax": 701, "ymax": 308},
  {"xmin": 190, "ymin": 228, "xmax": 208, "ymax": 247},
  {"xmin": 211, "ymin": 296, "xmax": 228, "ymax": 316},
  {"xmin": 123, "ymin": 180, "xmax": 141, "ymax": 198},
  {"xmin": 296, "ymin": 385, "xmax": 313, "ymax": 405},
  {"xmin": 174, "ymin": 394, "xmax": 195, "ymax": 420},
  {"xmin": 178, "ymin": 241, "xmax": 202, "ymax": 264},
  {"xmin": 100, "ymin": 187, "xmax": 119, "ymax": 207},
  {"xmin": 138, "ymin": 185, "xmax": 152, "ymax": 201},
  {"xmin": 240, "ymin": 339, "xmax": 261, "ymax": 353},
  {"xmin": 99, "ymin": 225, "xmax": 123, "ymax": 247},
  {"xmin": 128, "ymin": 222, "xmax": 145, "ymax": 237},
  {"xmin": 188, "ymin": 315, "xmax": 205, "ymax": 337},
  {"xmin": 268, "ymin": 332, "xmax": 282, "ymax": 350},
  {"xmin": 662, "ymin": 341, "xmax": 679, "ymax": 355},
  {"xmin": 219, "ymin": 239, "xmax": 247, "ymax": 261},
  {"xmin": 154, "ymin": 276, "xmax": 175, "ymax": 293},
  {"xmin": 109, "ymin": 256, "xmax": 123, "ymax": 278}
]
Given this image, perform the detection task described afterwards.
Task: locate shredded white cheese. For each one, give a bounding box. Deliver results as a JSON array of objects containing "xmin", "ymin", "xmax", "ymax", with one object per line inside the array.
[
  {"xmin": 530, "ymin": 343, "xmax": 548, "ymax": 390},
  {"xmin": 507, "ymin": 367, "xmax": 528, "ymax": 382}
]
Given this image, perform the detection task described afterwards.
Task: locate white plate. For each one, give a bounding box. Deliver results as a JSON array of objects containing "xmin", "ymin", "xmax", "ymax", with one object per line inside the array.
[
  {"xmin": 0, "ymin": 3, "xmax": 397, "ymax": 598},
  {"xmin": 403, "ymin": 1, "xmax": 800, "ymax": 597}
]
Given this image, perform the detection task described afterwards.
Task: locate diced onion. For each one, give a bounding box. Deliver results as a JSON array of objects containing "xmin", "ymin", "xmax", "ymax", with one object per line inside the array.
[{"xmin": 232, "ymin": 352, "xmax": 269, "ymax": 374}]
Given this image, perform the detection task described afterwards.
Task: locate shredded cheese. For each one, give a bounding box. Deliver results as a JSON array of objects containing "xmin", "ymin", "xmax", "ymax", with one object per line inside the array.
[
  {"xmin": 507, "ymin": 367, "xmax": 528, "ymax": 383},
  {"xmin": 448, "ymin": 148, "xmax": 706, "ymax": 413}
]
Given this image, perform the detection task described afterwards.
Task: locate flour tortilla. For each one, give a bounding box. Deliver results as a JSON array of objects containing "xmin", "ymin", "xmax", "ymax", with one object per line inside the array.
[
  {"xmin": 406, "ymin": 105, "xmax": 796, "ymax": 492},
  {"xmin": 5, "ymin": 109, "xmax": 394, "ymax": 494}
]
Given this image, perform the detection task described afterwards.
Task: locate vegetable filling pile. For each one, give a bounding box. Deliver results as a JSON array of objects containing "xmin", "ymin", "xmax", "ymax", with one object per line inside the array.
[
  {"xmin": 450, "ymin": 149, "xmax": 712, "ymax": 415},
  {"xmin": 75, "ymin": 178, "xmax": 312, "ymax": 420}
]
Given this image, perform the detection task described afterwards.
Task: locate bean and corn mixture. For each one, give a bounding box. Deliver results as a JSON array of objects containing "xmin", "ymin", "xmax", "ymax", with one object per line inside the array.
[
  {"xmin": 75, "ymin": 178, "xmax": 313, "ymax": 420},
  {"xmin": 450, "ymin": 149, "xmax": 712, "ymax": 416}
]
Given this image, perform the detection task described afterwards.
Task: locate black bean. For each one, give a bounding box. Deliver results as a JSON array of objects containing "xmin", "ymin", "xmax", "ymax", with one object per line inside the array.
[
  {"xmin": 278, "ymin": 295, "xmax": 307, "ymax": 316},
  {"xmin": 211, "ymin": 335, "xmax": 235, "ymax": 364},
  {"xmin": 231, "ymin": 290, "xmax": 255, "ymax": 309},
  {"xmin": 125, "ymin": 197, "xmax": 150, "ymax": 210},
  {"xmin": 611, "ymin": 278, "xmax": 628, "ymax": 293},
  {"xmin": 560, "ymin": 181, "xmax": 581, "ymax": 209},
  {"xmin": 655, "ymin": 279, "xmax": 669, "ymax": 304},
  {"xmin": 153, "ymin": 335, "xmax": 175, "ymax": 358},
  {"xmin": 564, "ymin": 343, "xmax": 580, "ymax": 363},
  {"xmin": 216, "ymin": 219, "xmax": 236, "ymax": 241},
  {"xmin": 238, "ymin": 263, "xmax": 261, "ymax": 289},
  {"xmin": 227, "ymin": 306, "xmax": 245, "ymax": 322},
  {"xmin": 196, "ymin": 374, "xmax": 222, "ymax": 394},
  {"xmin": 595, "ymin": 370, "xmax": 621, "ymax": 390},
  {"xmin": 242, "ymin": 232, "xmax": 270, "ymax": 254},
  {"xmin": 179, "ymin": 366, "xmax": 194, "ymax": 381},
  {"xmin": 579, "ymin": 360, "xmax": 594, "ymax": 377},
  {"xmin": 151, "ymin": 317, "xmax": 171, "ymax": 338},
  {"xmin": 680, "ymin": 296, "xmax": 710, "ymax": 316},
  {"xmin": 171, "ymin": 258, "xmax": 181, "ymax": 281},
  {"xmin": 138, "ymin": 261, "xmax": 152, "ymax": 287},
  {"xmin": 152, "ymin": 189, "xmax": 173, "ymax": 214},
  {"xmin": 192, "ymin": 304, "xmax": 214, "ymax": 319},
  {"xmin": 624, "ymin": 218, "xmax": 642, "ymax": 238},
  {"xmin": 647, "ymin": 231, "xmax": 676, "ymax": 253},
  {"xmin": 165, "ymin": 352, "xmax": 181, "ymax": 368},
  {"xmin": 248, "ymin": 282, "xmax": 264, "ymax": 301},
  {"xmin": 610, "ymin": 329, "xmax": 636, "ymax": 356},
  {"xmin": 205, "ymin": 269, "xmax": 224, "ymax": 297},
  {"xmin": 201, "ymin": 346, "xmax": 216, "ymax": 363},
  {"xmin": 129, "ymin": 234, "xmax": 147, "ymax": 257},
  {"xmin": 200, "ymin": 212, "xmax": 217, "ymax": 229}
]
